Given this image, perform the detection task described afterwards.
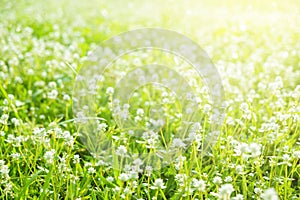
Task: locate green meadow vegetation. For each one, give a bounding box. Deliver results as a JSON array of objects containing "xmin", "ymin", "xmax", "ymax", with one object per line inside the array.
[{"xmin": 0, "ymin": 0, "xmax": 300, "ymax": 199}]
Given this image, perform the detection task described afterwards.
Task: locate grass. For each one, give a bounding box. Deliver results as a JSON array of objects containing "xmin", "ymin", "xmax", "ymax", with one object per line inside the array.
[{"xmin": 0, "ymin": 0, "xmax": 300, "ymax": 199}]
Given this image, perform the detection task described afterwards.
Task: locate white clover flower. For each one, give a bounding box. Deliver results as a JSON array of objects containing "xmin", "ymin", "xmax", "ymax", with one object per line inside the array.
[
  {"xmin": 175, "ymin": 174, "xmax": 187, "ymax": 187},
  {"xmin": 213, "ymin": 176, "xmax": 222, "ymax": 185},
  {"xmin": 240, "ymin": 102, "xmax": 249, "ymax": 112},
  {"xmin": 234, "ymin": 142, "xmax": 249, "ymax": 157},
  {"xmin": 129, "ymin": 170, "xmax": 139, "ymax": 179},
  {"xmin": 162, "ymin": 97, "xmax": 169, "ymax": 104},
  {"xmin": 88, "ymin": 167, "xmax": 96, "ymax": 174},
  {"xmin": 48, "ymin": 81, "xmax": 57, "ymax": 88},
  {"xmin": 96, "ymin": 160, "xmax": 108, "ymax": 167},
  {"xmin": 218, "ymin": 184, "xmax": 234, "ymax": 200},
  {"xmin": 226, "ymin": 117, "xmax": 235, "ymax": 125},
  {"xmin": 7, "ymin": 94, "xmax": 14, "ymax": 100},
  {"xmin": 150, "ymin": 178, "xmax": 166, "ymax": 190},
  {"xmin": 224, "ymin": 176, "xmax": 232, "ymax": 183},
  {"xmin": 73, "ymin": 154, "xmax": 80, "ymax": 164},
  {"xmin": 278, "ymin": 153, "xmax": 292, "ymax": 166},
  {"xmin": 254, "ymin": 187, "xmax": 262, "ymax": 194},
  {"xmin": 292, "ymin": 150, "xmax": 300, "ymax": 159},
  {"xmin": 136, "ymin": 108, "xmax": 144, "ymax": 116},
  {"xmin": 261, "ymin": 188, "xmax": 279, "ymax": 200},
  {"xmin": 145, "ymin": 166, "xmax": 153, "ymax": 176},
  {"xmin": 203, "ymin": 104, "xmax": 211, "ymax": 113},
  {"xmin": 119, "ymin": 173, "xmax": 129, "ymax": 182},
  {"xmin": 106, "ymin": 176, "xmax": 114, "ymax": 182},
  {"xmin": 134, "ymin": 116, "xmax": 142, "ymax": 122},
  {"xmin": 62, "ymin": 131, "xmax": 74, "ymax": 146},
  {"xmin": 33, "ymin": 127, "xmax": 46, "ymax": 137},
  {"xmin": 3, "ymin": 99, "xmax": 8, "ymax": 105},
  {"xmin": 47, "ymin": 89, "xmax": 58, "ymax": 99},
  {"xmin": 249, "ymin": 142, "xmax": 262, "ymax": 157},
  {"xmin": 191, "ymin": 178, "xmax": 206, "ymax": 192},
  {"xmin": 0, "ymin": 114, "xmax": 9, "ymax": 125},
  {"xmin": 11, "ymin": 153, "xmax": 21, "ymax": 160},
  {"xmin": 174, "ymin": 156, "xmax": 186, "ymax": 170},
  {"xmin": 13, "ymin": 136, "xmax": 27, "ymax": 147},
  {"xmin": 44, "ymin": 149, "xmax": 55, "ymax": 164},
  {"xmin": 116, "ymin": 145, "xmax": 127, "ymax": 156},
  {"xmin": 84, "ymin": 162, "xmax": 92, "ymax": 167},
  {"xmin": 106, "ymin": 87, "xmax": 114, "ymax": 95},
  {"xmin": 15, "ymin": 100, "xmax": 24, "ymax": 107},
  {"xmin": 232, "ymin": 194, "xmax": 244, "ymax": 200},
  {"xmin": 11, "ymin": 118, "xmax": 20, "ymax": 126},
  {"xmin": 97, "ymin": 122, "xmax": 107, "ymax": 132},
  {"xmin": 0, "ymin": 163, "xmax": 10, "ymax": 177},
  {"xmin": 0, "ymin": 160, "xmax": 5, "ymax": 166},
  {"xmin": 63, "ymin": 94, "xmax": 70, "ymax": 101},
  {"xmin": 0, "ymin": 131, "xmax": 5, "ymax": 136}
]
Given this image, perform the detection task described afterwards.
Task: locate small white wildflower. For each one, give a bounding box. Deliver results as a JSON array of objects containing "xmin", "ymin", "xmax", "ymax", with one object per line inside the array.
[
  {"xmin": 218, "ymin": 184, "xmax": 234, "ymax": 200},
  {"xmin": 0, "ymin": 131, "xmax": 5, "ymax": 136},
  {"xmin": 116, "ymin": 145, "xmax": 127, "ymax": 156},
  {"xmin": 203, "ymin": 104, "xmax": 211, "ymax": 113},
  {"xmin": 150, "ymin": 178, "xmax": 166, "ymax": 190},
  {"xmin": 236, "ymin": 165, "xmax": 244, "ymax": 174},
  {"xmin": 136, "ymin": 108, "xmax": 144, "ymax": 116},
  {"xmin": 73, "ymin": 154, "xmax": 80, "ymax": 164},
  {"xmin": 88, "ymin": 167, "xmax": 96, "ymax": 174},
  {"xmin": 254, "ymin": 187, "xmax": 262, "ymax": 194},
  {"xmin": 129, "ymin": 170, "xmax": 139, "ymax": 179},
  {"xmin": 134, "ymin": 115, "xmax": 142, "ymax": 122},
  {"xmin": 234, "ymin": 142, "xmax": 249, "ymax": 157},
  {"xmin": 44, "ymin": 149, "xmax": 55, "ymax": 164},
  {"xmin": 48, "ymin": 81, "xmax": 57, "ymax": 88},
  {"xmin": 97, "ymin": 122, "xmax": 107, "ymax": 132},
  {"xmin": 106, "ymin": 176, "xmax": 114, "ymax": 182},
  {"xmin": 162, "ymin": 98, "xmax": 169, "ymax": 104},
  {"xmin": 8, "ymin": 94, "xmax": 14, "ymax": 100},
  {"xmin": 11, "ymin": 118, "xmax": 20, "ymax": 126},
  {"xmin": 47, "ymin": 89, "xmax": 58, "ymax": 99},
  {"xmin": 145, "ymin": 165, "xmax": 153, "ymax": 176},
  {"xmin": 240, "ymin": 102, "xmax": 249, "ymax": 112},
  {"xmin": 175, "ymin": 174, "xmax": 187, "ymax": 187},
  {"xmin": 15, "ymin": 100, "xmax": 24, "ymax": 107},
  {"xmin": 96, "ymin": 160, "xmax": 107, "ymax": 167},
  {"xmin": 63, "ymin": 94, "xmax": 70, "ymax": 101},
  {"xmin": 232, "ymin": 194, "xmax": 244, "ymax": 200},
  {"xmin": 0, "ymin": 114, "xmax": 9, "ymax": 125},
  {"xmin": 213, "ymin": 176, "xmax": 222, "ymax": 185},
  {"xmin": 119, "ymin": 173, "xmax": 129, "ymax": 182},
  {"xmin": 224, "ymin": 176, "xmax": 232, "ymax": 183},
  {"xmin": 106, "ymin": 87, "xmax": 114, "ymax": 95},
  {"xmin": 11, "ymin": 153, "xmax": 21, "ymax": 160},
  {"xmin": 261, "ymin": 188, "xmax": 279, "ymax": 200},
  {"xmin": 292, "ymin": 150, "xmax": 300, "ymax": 159},
  {"xmin": 0, "ymin": 161, "xmax": 10, "ymax": 177},
  {"xmin": 191, "ymin": 178, "xmax": 206, "ymax": 192},
  {"xmin": 249, "ymin": 142, "xmax": 261, "ymax": 157}
]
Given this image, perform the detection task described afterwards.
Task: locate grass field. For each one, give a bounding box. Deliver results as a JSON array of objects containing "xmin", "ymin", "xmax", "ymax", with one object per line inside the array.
[{"xmin": 0, "ymin": 0, "xmax": 300, "ymax": 199}]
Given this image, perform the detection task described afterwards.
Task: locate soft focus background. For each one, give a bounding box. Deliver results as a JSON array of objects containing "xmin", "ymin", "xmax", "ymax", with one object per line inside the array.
[{"xmin": 0, "ymin": 0, "xmax": 300, "ymax": 199}]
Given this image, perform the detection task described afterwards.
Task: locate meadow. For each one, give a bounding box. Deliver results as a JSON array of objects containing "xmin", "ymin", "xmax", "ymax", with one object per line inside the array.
[{"xmin": 0, "ymin": 0, "xmax": 300, "ymax": 199}]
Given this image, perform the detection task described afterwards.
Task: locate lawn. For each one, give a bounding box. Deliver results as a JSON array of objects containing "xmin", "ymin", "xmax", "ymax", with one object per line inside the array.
[{"xmin": 0, "ymin": 0, "xmax": 300, "ymax": 199}]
